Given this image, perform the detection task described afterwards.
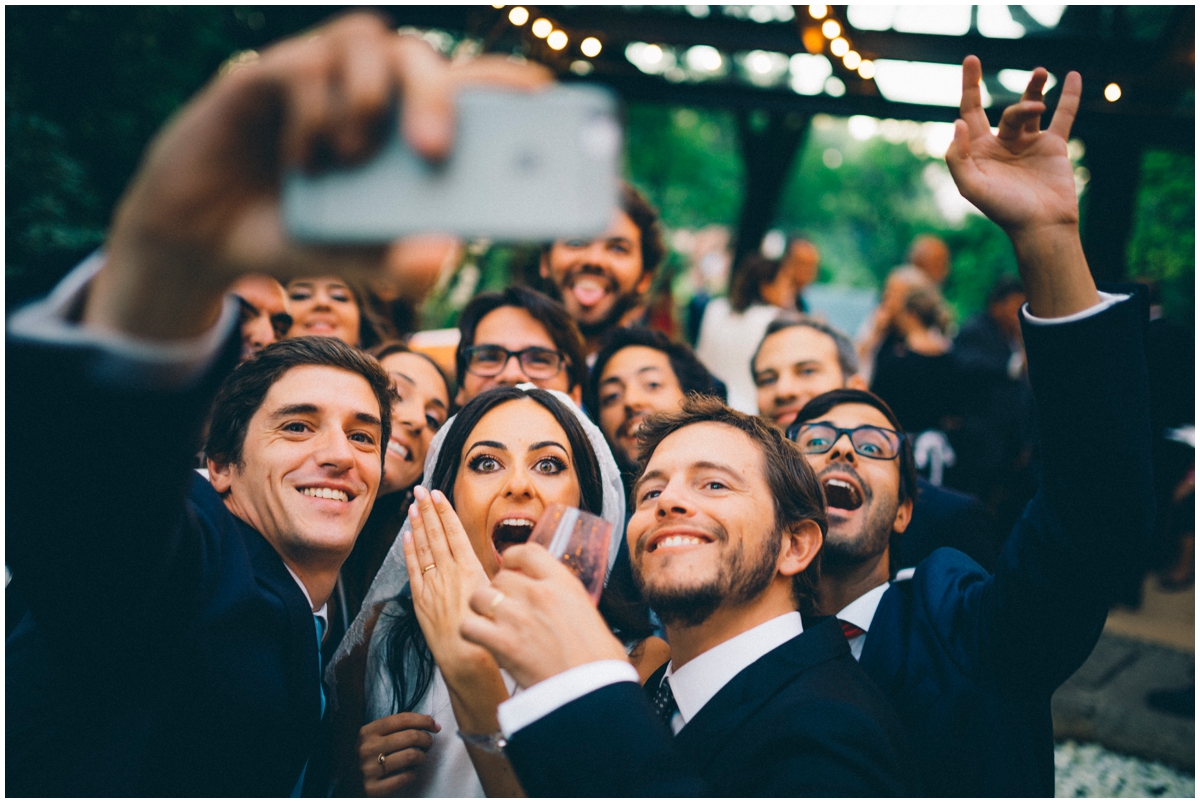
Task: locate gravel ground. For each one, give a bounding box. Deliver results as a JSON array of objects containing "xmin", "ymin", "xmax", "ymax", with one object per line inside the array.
[{"xmin": 1055, "ymin": 740, "xmax": 1195, "ymax": 797}]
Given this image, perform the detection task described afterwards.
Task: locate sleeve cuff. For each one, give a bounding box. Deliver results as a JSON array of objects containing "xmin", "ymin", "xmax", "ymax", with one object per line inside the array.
[
  {"xmin": 7, "ymin": 250, "xmax": 240, "ymax": 388},
  {"xmin": 1021, "ymin": 291, "xmax": 1126, "ymax": 326},
  {"xmin": 497, "ymin": 660, "xmax": 639, "ymax": 738}
]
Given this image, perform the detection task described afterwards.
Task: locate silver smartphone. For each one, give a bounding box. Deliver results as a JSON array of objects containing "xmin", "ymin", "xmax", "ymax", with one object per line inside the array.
[{"xmin": 283, "ymin": 84, "xmax": 621, "ymax": 242}]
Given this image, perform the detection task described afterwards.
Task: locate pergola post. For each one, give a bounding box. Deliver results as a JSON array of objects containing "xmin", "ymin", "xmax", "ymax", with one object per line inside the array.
[{"xmin": 730, "ymin": 109, "xmax": 811, "ymax": 277}]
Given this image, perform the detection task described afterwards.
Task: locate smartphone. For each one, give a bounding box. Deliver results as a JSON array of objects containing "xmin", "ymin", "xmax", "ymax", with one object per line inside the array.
[{"xmin": 283, "ymin": 84, "xmax": 621, "ymax": 242}]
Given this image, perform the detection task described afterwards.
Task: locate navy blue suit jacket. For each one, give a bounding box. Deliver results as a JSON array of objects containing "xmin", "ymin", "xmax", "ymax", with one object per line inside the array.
[
  {"xmin": 6, "ymin": 326, "xmax": 326, "ymax": 796},
  {"xmin": 854, "ymin": 295, "xmax": 1154, "ymax": 797},
  {"xmin": 504, "ymin": 617, "xmax": 912, "ymax": 797}
]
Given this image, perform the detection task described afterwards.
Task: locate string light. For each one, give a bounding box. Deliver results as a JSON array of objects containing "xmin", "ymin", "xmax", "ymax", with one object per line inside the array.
[
  {"xmin": 857, "ymin": 59, "xmax": 875, "ymax": 80},
  {"xmin": 822, "ymin": 19, "xmax": 841, "ymax": 38},
  {"xmin": 531, "ymin": 17, "xmax": 552, "ymax": 38},
  {"xmin": 809, "ymin": 4, "xmax": 828, "ymax": 19},
  {"xmin": 508, "ymin": 6, "xmax": 529, "ymax": 25},
  {"xmin": 1104, "ymin": 82, "xmax": 1122, "ymax": 102},
  {"xmin": 581, "ymin": 37, "xmax": 602, "ymax": 57},
  {"xmin": 843, "ymin": 50, "xmax": 862, "ymax": 70},
  {"xmin": 547, "ymin": 29, "xmax": 568, "ymax": 50},
  {"xmin": 830, "ymin": 37, "xmax": 849, "ymax": 57}
]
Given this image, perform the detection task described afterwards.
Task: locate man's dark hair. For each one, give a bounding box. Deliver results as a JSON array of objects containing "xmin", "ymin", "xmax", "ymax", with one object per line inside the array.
[
  {"xmin": 729, "ymin": 254, "xmax": 785, "ymax": 313},
  {"xmin": 206, "ymin": 336, "xmax": 396, "ymax": 470},
  {"xmin": 621, "ymin": 182, "xmax": 666, "ymax": 277},
  {"xmin": 634, "ymin": 395, "xmax": 826, "ymax": 613},
  {"xmin": 793, "ymin": 388, "xmax": 919, "ymax": 507},
  {"xmin": 986, "ymin": 274, "xmax": 1025, "ymax": 308},
  {"xmin": 751, "ymin": 314, "xmax": 859, "ymax": 380},
  {"xmin": 585, "ymin": 327, "xmax": 726, "ymax": 423},
  {"xmin": 455, "ymin": 286, "xmax": 587, "ymax": 393}
]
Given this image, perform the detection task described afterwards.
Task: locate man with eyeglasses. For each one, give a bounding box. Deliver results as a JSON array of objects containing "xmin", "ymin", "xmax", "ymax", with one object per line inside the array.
[
  {"xmin": 771, "ymin": 58, "xmax": 1155, "ymax": 798},
  {"xmin": 454, "ymin": 286, "xmax": 588, "ymax": 406}
]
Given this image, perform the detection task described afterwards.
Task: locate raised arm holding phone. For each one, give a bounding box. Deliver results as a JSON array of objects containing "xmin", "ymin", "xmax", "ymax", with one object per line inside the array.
[{"xmin": 6, "ymin": 13, "xmax": 552, "ymax": 797}]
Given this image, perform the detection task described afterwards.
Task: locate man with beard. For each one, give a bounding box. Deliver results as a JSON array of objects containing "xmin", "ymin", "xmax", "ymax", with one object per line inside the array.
[
  {"xmin": 586, "ymin": 327, "xmax": 725, "ymax": 492},
  {"xmin": 780, "ymin": 57, "xmax": 1153, "ymax": 797},
  {"xmin": 753, "ymin": 315, "xmax": 999, "ymax": 573},
  {"xmin": 458, "ymin": 395, "xmax": 911, "ymax": 797},
  {"xmin": 538, "ymin": 183, "xmax": 666, "ymax": 358}
]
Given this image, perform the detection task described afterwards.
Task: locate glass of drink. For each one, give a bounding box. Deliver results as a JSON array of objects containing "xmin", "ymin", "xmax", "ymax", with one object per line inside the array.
[{"xmin": 528, "ymin": 504, "xmax": 612, "ymax": 604}]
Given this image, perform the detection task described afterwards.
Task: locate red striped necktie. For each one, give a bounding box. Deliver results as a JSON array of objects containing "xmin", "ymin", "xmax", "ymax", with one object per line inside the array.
[{"xmin": 839, "ymin": 620, "xmax": 866, "ymax": 640}]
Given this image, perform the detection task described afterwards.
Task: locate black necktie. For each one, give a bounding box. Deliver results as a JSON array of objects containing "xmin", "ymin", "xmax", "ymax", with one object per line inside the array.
[{"xmin": 652, "ymin": 676, "xmax": 678, "ymax": 728}]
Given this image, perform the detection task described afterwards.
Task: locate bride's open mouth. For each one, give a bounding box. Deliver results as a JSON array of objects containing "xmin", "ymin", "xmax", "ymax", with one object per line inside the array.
[{"xmin": 492, "ymin": 518, "xmax": 536, "ymax": 553}]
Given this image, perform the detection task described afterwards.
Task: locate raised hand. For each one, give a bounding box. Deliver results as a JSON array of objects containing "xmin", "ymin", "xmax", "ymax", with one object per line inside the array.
[
  {"xmin": 85, "ymin": 12, "xmax": 551, "ymax": 340},
  {"xmin": 357, "ymin": 711, "xmax": 439, "ymax": 797},
  {"xmin": 402, "ymin": 486, "xmax": 498, "ymax": 682},
  {"xmin": 946, "ymin": 55, "xmax": 1098, "ymax": 318},
  {"xmin": 945, "ymin": 56, "xmax": 1081, "ymax": 233}
]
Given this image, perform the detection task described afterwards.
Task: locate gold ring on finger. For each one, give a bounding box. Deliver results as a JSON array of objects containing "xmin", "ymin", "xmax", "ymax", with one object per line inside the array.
[
  {"xmin": 422, "ymin": 564, "xmax": 436, "ymax": 575},
  {"xmin": 378, "ymin": 752, "xmax": 387, "ymax": 776},
  {"xmin": 485, "ymin": 590, "xmax": 506, "ymax": 619}
]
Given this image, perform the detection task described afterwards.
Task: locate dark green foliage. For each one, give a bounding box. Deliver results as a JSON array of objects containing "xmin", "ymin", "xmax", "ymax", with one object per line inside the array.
[
  {"xmin": 624, "ymin": 104, "xmax": 744, "ymax": 229},
  {"xmin": 1127, "ymin": 150, "xmax": 1195, "ymax": 327}
]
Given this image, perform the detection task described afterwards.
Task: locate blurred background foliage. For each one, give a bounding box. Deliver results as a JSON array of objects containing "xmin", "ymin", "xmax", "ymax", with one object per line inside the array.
[{"xmin": 6, "ymin": 6, "xmax": 1194, "ymax": 330}]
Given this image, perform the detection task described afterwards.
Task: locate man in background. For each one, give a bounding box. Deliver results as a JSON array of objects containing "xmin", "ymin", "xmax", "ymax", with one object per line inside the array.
[
  {"xmin": 539, "ymin": 182, "xmax": 666, "ymax": 359},
  {"xmin": 230, "ymin": 274, "xmax": 292, "ymax": 361}
]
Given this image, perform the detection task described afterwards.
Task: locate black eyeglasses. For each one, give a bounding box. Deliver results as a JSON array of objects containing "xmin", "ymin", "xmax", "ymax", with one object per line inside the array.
[
  {"xmin": 463, "ymin": 345, "xmax": 565, "ymax": 379},
  {"xmin": 786, "ymin": 422, "xmax": 904, "ymax": 460}
]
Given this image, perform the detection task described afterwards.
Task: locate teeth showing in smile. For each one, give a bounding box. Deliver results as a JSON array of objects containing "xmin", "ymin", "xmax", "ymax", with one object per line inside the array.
[
  {"xmin": 387, "ymin": 441, "xmax": 412, "ymax": 460},
  {"xmin": 653, "ymin": 534, "xmax": 706, "ymax": 551},
  {"xmin": 301, "ymin": 487, "xmax": 349, "ymax": 502},
  {"xmin": 493, "ymin": 518, "xmax": 535, "ymax": 552},
  {"xmin": 822, "ymin": 478, "xmax": 863, "ymax": 511}
]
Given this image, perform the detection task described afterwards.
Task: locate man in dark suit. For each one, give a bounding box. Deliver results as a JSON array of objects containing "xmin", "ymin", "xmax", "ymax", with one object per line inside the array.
[
  {"xmin": 5, "ymin": 13, "xmax": 550, "ymax": 796},
  {"xmin": 782, "ymin": 57, "xmax": 1154, "ymax": 797},
  {"xmin": 460, "ymin": 397, "xmax": 910, "ymax": 797}
]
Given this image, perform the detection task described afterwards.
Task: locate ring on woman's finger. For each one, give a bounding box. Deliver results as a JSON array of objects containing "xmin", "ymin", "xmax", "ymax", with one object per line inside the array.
[
  {"xmin": 421, "ymin": 564, "xmax": 436, "ymax": 575},
  {"xmin": 485, "ymin": 590, "xmax": 506, "ymax": 619},
  {"xmin": 378, "ymin": 752, "xmax": 387, "ymax": 776}
]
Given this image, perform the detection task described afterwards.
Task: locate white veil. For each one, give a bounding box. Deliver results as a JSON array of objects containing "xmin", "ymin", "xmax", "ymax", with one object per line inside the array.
[{"xmin": 326, "ymin": 385, "xmax": 626, "ymax": 693}]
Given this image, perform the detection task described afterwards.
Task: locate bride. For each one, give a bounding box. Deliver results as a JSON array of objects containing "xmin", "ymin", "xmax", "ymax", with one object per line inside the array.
[{"xmin": 328, "ymin": 385, "xmax": 668, "ymax": 796}]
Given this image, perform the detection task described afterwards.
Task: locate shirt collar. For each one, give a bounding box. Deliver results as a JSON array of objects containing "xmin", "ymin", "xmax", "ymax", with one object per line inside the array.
[
  {"xmin": 284, "ymin": 563, "xmax": 328, "ymax": 629},
  {"xmin": 835, "ymin": 582, "xmax": 890, "ymax": 633},
  {"xmin": 665, "ymin": 611, "xmax": 803, "ymax": 726}
]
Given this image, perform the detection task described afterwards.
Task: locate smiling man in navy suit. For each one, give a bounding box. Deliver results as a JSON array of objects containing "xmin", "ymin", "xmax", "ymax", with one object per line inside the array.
[{"xmin": 782, "ymin": 57, "xmax": 1154, "ymax": 797}]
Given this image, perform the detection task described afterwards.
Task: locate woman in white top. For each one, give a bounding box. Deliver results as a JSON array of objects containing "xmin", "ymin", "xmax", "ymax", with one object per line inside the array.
[
  {"xmin": 328, "ymin": 385, "xmax": 666, "ymax": 796},
  {"xmin": 695, "ymin": 254, "xmax": 796, "ymax": 414}
]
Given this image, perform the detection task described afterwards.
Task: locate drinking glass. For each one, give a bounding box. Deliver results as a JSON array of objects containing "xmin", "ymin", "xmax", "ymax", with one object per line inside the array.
[{"xmin": 528, "ymin": 504, "xmax": 612, "ymax": 604}]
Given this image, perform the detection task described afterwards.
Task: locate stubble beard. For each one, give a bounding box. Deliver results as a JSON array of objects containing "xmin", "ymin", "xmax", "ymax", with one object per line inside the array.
[
  {"xmin": 821, "ymin": 493, "xmax": 896, "ymax": 571},
  {"xmin": 633, "ymin": 522, "xmax": 782, "ymax": 629}
]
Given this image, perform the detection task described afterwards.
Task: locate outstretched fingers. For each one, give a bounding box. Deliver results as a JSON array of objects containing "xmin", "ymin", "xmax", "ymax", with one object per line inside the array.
[
  {"xmin": 959, "ymin": 55, "xmax": 992, "ymax": 138},
  {"xmin": 1048, "ymin": 70, "xmax": 1082, "ymax": 141}
]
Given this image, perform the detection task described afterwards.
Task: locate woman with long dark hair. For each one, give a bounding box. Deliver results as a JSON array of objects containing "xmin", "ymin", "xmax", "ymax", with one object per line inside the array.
[{"xmin": 328, "ymin": 385, "xmax": 664, "ymax": 796}]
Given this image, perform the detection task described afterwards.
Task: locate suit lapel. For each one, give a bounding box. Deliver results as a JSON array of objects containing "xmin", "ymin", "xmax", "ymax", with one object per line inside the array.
[
  {"xmin": 673, "ymin": 618, "xmax": 850, "ymax": 766},
  {"xmin": 240, "ymin": 524, "xmax": 323, "ymax": 726}
]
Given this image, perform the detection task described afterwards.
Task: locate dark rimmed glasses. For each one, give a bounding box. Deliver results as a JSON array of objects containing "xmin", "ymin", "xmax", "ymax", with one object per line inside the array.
[
  {"xmin": 786, "ymin": 421, "xmax": 904, "ymax": 460},
  {"xmin": 463, "ymin": 345, "xmax": 565, "ymax": 380}
]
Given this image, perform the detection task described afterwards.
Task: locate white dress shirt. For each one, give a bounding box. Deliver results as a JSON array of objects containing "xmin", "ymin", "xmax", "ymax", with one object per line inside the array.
[
  {"xmin": 834, "ymin": 582, "xmax": 890, "ymax": 661},
  {"xmin": 499, "ymin": 612, "xmax": 803, "ymax": 738}
]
